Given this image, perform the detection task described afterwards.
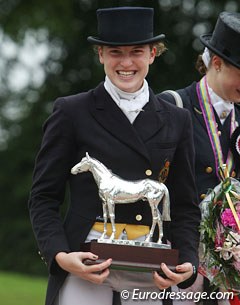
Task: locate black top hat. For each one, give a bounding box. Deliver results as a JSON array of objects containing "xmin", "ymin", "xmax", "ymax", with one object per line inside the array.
[
  {"xmin": 200, "ymin": 11, "xmax": 240, "ymax": 69},
  {"xmin": 87, "ymin": 7, "xmax": 165, "ymax": 46}
]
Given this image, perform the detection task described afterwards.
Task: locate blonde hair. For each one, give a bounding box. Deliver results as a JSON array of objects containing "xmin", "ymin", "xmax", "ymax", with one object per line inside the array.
[{"xmin": 152, "ymin": 42, "xmax": 167, "ymax": 57}]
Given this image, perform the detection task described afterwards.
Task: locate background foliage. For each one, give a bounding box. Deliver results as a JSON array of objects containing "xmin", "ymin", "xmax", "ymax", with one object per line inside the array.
[{"xmin": 0, "ymin": 0, "xmax": 239, "ymax": 276}]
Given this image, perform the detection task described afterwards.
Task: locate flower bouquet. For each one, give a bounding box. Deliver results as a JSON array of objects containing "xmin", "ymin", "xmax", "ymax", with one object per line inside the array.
[{"xmin": 200, "ymin": 166, "xmax": 240, "ymax": 293}]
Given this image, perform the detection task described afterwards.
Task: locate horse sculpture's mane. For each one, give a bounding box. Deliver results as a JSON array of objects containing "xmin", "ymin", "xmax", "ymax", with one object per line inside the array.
[{"xmin": 88, "ymin": 156, "xmax": 113, "ymax": 178}]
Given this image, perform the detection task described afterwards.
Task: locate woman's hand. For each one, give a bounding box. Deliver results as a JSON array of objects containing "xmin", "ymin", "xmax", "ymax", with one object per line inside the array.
[
  {"xmin": 55, "ymin": 251, "xmax": 112, "ymax": 284},
  {"xmin": 153, "ymin": 262, "xmax": 194, "ymax": 290}
]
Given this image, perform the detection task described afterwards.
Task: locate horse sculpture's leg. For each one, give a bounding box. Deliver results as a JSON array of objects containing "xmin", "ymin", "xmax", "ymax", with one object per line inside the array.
[
  {"xmin": 107, "ymin": 199, "xmax": 116, "ymax": 240},
  {"xmin": 145, "ymin": 205, "xmax": 163, "ymax": 244},
  {"xmin": 156, "ymin": 209, "xmax": 163, "ymax": 244},
  {"xmin": 100, "ymin": 200, "xmax": 108, "ymax": 240},
  {"xmin": 145, "ymin": 185, "xmax": 170, "ymax": 244},
  {"xmin": 145, "ymin": 203, "xmax": 158, "ymax": 243}
]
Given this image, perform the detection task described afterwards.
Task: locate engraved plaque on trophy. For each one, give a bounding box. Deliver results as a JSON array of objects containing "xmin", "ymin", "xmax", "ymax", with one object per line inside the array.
[{"xmin": 71, "ymin": 152, "xmax": 179, "ymax": 273}]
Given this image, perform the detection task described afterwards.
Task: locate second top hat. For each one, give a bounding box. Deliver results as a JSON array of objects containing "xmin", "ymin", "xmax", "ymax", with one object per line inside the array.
[
  {"xmin": 87, "ymin": 7, "xmax": 165, "ymax": 46},
  {"xmin": 200, "ymin": 11, "xmax": 240, "ymax": 69}
]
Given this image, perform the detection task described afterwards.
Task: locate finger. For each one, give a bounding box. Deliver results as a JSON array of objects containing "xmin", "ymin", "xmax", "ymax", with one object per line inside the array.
[
  {"xmin": 80, "ymin": 252, "xmax": 99, "ymax": 261},
  {"xmin": 153, "ymin": 271, "xmax": 174, "ymax": 290},
  {"xmin": 162, "ymin": 264, "xmax": 193, "ymax": 283},
  {"xmin": 83, "ymin": 258, "xmax": 112, "ymax": 274},
  {"xmin": 154, "ymin": 263, "xmax": 194, "ymax": 289},
  {"xmin": 81, "ymin": 266, "xmax": 110, "ymax": 284},
  {"xmin": 175, "ymin": 262, "xmax": 193, "ymax": 273},
  {"xmin": 160, "ymin": 263, "xmax": 179, "ymax": 281}
]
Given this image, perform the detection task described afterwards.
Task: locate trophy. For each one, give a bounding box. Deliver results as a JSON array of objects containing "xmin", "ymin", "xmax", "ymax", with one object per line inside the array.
[{"xmin": 71, "ymin": 152, "xmax": 178, "ymax": 273}]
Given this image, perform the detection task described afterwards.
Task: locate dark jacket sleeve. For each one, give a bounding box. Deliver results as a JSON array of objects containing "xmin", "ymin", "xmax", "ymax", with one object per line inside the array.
[
  {"xmin": 28, "ymin": 97, "xmax": 76, "ymax": 274},
  {"xmin": 158, "ymin": 89, "xmax": 202, "ymax": 287},
  {"xmin": 165, "ymin": 106, "xmax": 201, "ymax": 288}
]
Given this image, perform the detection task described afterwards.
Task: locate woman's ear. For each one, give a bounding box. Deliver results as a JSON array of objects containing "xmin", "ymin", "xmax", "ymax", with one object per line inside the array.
[
  {"xmin": 149, "ymin": 46, "xmax": 157, "ymax": 64},
  {"xmin": 98, "ymin": 46, "xmax": 104, "ymax": 64},
  {"xmin": 211, "ymin": 55, "xmax": 222, "ymax": 72}
]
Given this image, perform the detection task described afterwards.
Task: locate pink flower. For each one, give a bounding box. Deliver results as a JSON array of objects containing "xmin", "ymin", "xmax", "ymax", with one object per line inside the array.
[{"xmin": 221, "ymin": 208, "xmax": 240, "ymax": 230}]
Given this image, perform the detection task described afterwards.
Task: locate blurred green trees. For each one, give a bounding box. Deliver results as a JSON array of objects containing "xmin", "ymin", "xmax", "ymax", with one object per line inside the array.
[{"xmin": 0, "ymin": 0, "xmax": 238, "ymax": 275}]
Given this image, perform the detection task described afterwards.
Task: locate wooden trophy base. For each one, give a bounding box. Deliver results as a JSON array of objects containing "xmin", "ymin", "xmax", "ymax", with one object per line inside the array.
[{"xmin": 81, "ymin": 240, "xmax": 179, "ymax": 273}]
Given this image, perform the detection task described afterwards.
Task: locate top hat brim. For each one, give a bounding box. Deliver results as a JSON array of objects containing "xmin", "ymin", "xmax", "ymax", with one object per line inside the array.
[
  {"xmin": 200, "ymin": 34, "xmax": 240, "ymax": 69},
  {"xmin": 87, "ymin": 34, "xmax": 165, "ymax": 46}
]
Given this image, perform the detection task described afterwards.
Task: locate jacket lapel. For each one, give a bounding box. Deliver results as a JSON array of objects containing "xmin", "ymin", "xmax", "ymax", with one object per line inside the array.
[
  {"xmin": 89, "ymin": 83, "xmax": 164, "ymax": 161},
  {"xmin": 189, "ymin": 83, "xmax": 208, "ymax": 131},
  {"xmin": 133, "ymin": 89, "xmax": 165, "ymax": 142}
]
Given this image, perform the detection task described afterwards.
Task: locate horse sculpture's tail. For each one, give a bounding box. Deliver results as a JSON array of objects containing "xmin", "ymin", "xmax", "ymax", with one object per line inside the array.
[{"xmin": 161, "ymin": 184, "xmax": 171, "ymax": 221}]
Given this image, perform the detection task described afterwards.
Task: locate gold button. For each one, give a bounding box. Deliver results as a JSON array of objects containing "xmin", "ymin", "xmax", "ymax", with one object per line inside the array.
[
  {"xmin": 220, "ymin": 111, "xmax": 228, "ymax": 119},
  {"xmin": 231, "ymin": 171, "xmax": 236, "ymax": 178},
  {"xmin": 218, "ymin": 131, "xmax": 221, "ymax": 136},
  {"xmin": 200, "ymin": 194, "xmax": 206, "ymax": 200},
  {"xmin": 145, "ymin": 169, "xmax": 152, "ymax": 176},
  {"xmin": 136, "ymin": 214, "xmax": 142, "ymax": 221},
  {"xmin": 205, "ymin": 167, "xmax": 213, "ymax": 174}
]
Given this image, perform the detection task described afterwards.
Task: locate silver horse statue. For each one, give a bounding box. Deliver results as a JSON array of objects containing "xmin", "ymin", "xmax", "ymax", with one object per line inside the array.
[{"xmin": 71, "ymin": 153, "xmax": 171, "ymax": 244}]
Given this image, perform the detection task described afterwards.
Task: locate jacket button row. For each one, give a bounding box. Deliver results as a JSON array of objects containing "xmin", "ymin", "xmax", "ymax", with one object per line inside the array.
[
  {"xmin": 204, "ymin": 167, "xmax": 236, "ymax": 176},
  {"xmin": 38, "ymin": 251, "xmax": 47, "ymax": 264}
]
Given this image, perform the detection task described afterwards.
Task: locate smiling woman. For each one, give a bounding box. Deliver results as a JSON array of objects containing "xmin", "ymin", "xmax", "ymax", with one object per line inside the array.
[
  {"xmin": 98, "ymin": 45, "xmax": 156, "ymax": 93},
  {"xmin": 28, "ymin": 6, "xmax": 200, "ymax": 305}
]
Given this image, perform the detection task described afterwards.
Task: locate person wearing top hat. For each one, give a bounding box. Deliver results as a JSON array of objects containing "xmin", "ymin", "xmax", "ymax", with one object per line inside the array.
[
  {"xmin": 28, "ymin": 6, "xmax": 200, "ymax": 305},
  {"xmin": 158, "ymin": 11, "xmax": 240, "ymax": 305}
]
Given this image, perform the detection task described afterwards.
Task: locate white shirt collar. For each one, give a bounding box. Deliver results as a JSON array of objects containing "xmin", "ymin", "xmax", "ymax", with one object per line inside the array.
[
  {"xmin": 104, "ymin": 76, "xmax": 149, "ymax": 123},
  {"xmin": 207, "ymin": 82, "xmax": 234, "ymax": 124}
]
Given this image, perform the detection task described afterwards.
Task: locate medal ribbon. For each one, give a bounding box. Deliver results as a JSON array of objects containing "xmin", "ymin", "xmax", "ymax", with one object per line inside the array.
[{"xmin": 196, "ymin": 76, "xmax": 236, "ymax": 180}]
